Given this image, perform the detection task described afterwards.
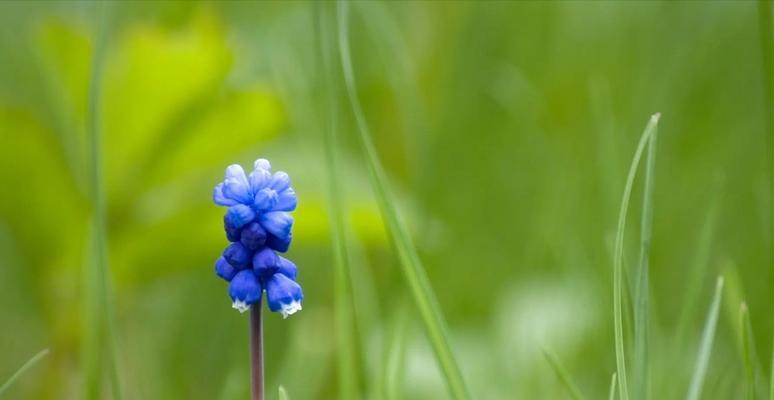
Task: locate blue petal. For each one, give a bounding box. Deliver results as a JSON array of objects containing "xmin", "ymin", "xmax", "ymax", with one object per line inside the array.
[
  {"xmin": 265, "ymin": 273, "xmax": 303, "ymax": 318},
  {"xmin": 223, "ymin": 214, "xmax": 243, "ymax": 242},
  {"xmin": 254, "ymin": 158, "xmax": 271, "ymax": 172},
  {"xmin": 223, "ymin": 165, "xmax": 252, "ymax": 203},
  {"xmin": 269, "ymin": 171, "xmax": 291, "ymax": 192},
  {"xmin": 213, "ymin": 183, "xmax": 238, "ymax": 206},
  {"xmin": 259, "ymin": 211, "xmax": 293, "ymax": 241},
  {"xmin": 240, "ymin": 222, "xmax": 267, "ymax": 251},
  {"xmin": 226, "ymin": 204, "xmax": 255, "ymax": 229},
  {"xmin": 215, "ymin": 256, "xmax": 238, "ymax": 281},
  {"xmin": 254, "ymin": 188, "xmax": 279, "ymax": 211},
  {"xmin": 252, "ymin": 247, "xmax": 280, "ymax": 279},
  {"xmin": 223, "ymin": 242, "xmax": 251, "ymax": 269},
  {"xmin": 271, "ymin": 188, "xmax": 297, "ymax": 212},
  {"xmin": 228, "ymin": 270, "xmax": 262, "ymax": 313},
  {"xmin": 276, "ymin": 256, "xmax": 297, "ymax": 280},
  {"xmin": 267, "ymin": 233, "xmax": 291, "ymax": 253},
  {"xmin": 248, "ymin": 167, "xmax": 271, "ymax": 195}
]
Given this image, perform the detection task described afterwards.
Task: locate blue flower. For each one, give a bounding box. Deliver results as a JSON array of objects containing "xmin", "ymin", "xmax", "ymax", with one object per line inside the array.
[
  {"xmin": 228, "ymin": 270, "xmax": 262, "ymax": 313},
  {"xmin": 265, "ymin": 273, "xmax": 303, "ymax": 319},
  {"xmin": 213, "ymin": 158, "xmax": 303, "ymax": 317}
]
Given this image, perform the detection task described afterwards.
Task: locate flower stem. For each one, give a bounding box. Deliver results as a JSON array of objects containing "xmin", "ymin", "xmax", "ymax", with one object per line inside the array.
[{"xmin": 250, "ymin": 300, "xmax": 264, "ymax": 400}]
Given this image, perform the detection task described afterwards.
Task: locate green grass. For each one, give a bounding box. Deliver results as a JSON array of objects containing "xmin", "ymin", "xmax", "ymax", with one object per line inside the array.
[
  {"xmin": 613, "ymin": 113, "xmax": 660, "ymax": 400},
  {"xmin": 769, "ymin": 337, "xmax": 773, "ymax": 400},
  {"xmin": 609, "ymin": 373, "xmax": 617, "ymax": 400},
  {"xmin": 0, "ymin": 349, "xmax": 49, "ymax": 397},
  {"xmin": 278, "ymin": 385, "xmax": 290, "ymax": 400},
  {"xmin": 632, "ymin": 110, "xmax": 658, "ymax": 400},
  {"xmin": 314, "ymin": 3, "xmax": 362, "ymax": 399},
  {"xmin": 686, "ymin": 277, "xmax": 724, "ymax": 400},
  {"xmin": 84, "ymin": 2, "xmax": 121, "ymax": 399},
  {"xmin": 336, "ymin": 1, "xmax": 470, "ymax": 398},
  {"xmin": 741, "ymin": 303, "xmax": 756, "ymax": 400},
  {"xmin": 542, "ymin": 348, "xmax": 585, "ymax": 400}
]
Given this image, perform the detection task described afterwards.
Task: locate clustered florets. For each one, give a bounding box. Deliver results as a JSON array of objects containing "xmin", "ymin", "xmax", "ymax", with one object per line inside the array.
[{"xmin": 213, "ymin": 159, "xmax": 303, "ymax": 318}]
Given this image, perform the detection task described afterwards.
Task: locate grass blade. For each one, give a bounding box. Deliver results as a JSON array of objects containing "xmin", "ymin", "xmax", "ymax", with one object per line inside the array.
[
  {"xmin": 0, "ymin": 349, "xmax": 49, "ymax": 397},
  {"xmin": 84, "ymin": 3, "xmax": 121, "ymax": 399},
  {"xmin": 686, "ymin": 276, "xmax": 725, "ymax": 400},
  {"xmin": 633, "ymin": 111, "xmax": 658, "ymax": 400},
  {"xmin": 383, "ymin": 303, "xmax": 409, "ymax": 400},
  {"xmin": 335, "ymin": 2, "xmax": 470, "ymax": 399},
  {"xmin": 542, "ymin": 348, "xmax": 585, "ymax": 400},
  {"xmin": 613, "ymin": 113, "xmax": 660, "ymax": 400},
  {"xmin": 314, "ymin": 3, "xmax": 361, "ymax": 399},
  {"xmin": 609, "ymin": 373, "xmax": 617, "ymax": 400},
  {"xmin": 741, "ymin": 303, "xmax": 756, "ymax": 400},
  {"xmin": 674, "ymin": 188, "xmax": 721, "ymax": 347},
  {"xmin": 278, "ymin": 386, "xmax": 290, "ymax": 400},
  {"xmin": 769, "ymin": 336, "xmax": 773, "ymax": 400}
]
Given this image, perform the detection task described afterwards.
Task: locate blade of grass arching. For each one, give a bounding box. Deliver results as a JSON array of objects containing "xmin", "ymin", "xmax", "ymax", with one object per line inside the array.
[
  {"xmin": 313, "ymin": 3, "xmax": 362, "ymax": 399},
  {"xmin": 542, "ymin": 348, "xmax": 586, "ymax": 400},
  {"xmin": 741, "ymin": 303, "xmax": 756, "ymax": 400},
  {"xmin": 609, "ymin": 373, "xmax": 617, "ymax": 400},
  {"xmin": 278, "ymin": 386, "xmax": 290, "ymax": 400},
  {"xmin": 613, "ymin": 113, "xmax": 660, "ymax": 400},
  {"xmin": 686, "ymin": 277, "xmax": 724, "ymax": 400},
  {"xmin": 0, "ymin": 349, "xmax": 49, "ymax": 397},
  {"xmin": 335, "ymin": 2, "xmax": 470, "ymax": 399},
  {"xmin": 84, "ymin": 2, "xmax": 121, "ymax": 399},
  {"xmin": 633, "ymin": 112, "xmax": 658, "ymax": 400}
]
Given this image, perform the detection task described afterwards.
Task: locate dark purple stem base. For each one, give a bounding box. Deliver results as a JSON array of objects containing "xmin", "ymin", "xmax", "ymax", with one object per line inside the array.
[{"xmin": 250, "ymin": 300, "xmax": 264, "ymax": 400}]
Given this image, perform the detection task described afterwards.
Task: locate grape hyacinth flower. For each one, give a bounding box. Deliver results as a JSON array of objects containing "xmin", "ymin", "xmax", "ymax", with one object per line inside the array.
[
  {"xmin": 213, "ymin": 159, "xmax": 303, "ymax": 317},
  {"xmin": 212, "ymin": 159, "xmax": 303, "ymax": 400}
]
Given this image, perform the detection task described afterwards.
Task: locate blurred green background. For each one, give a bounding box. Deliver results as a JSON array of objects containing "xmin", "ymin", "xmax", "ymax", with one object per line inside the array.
[{"xmin": 0, "ymin": 1, "xmax": 772, "ymax": 399}]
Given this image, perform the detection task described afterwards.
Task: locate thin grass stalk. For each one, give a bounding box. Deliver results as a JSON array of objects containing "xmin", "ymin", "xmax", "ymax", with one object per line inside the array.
[
  {"xmin": 542, "ymin": 348, "xmax": 585, "ymax": 400},
  {"xmin": 278, "ymin": 386, "xmax": 289, "ymax": 400},
  {"xmin": 335, "ymin": 2, "xmax": 470, "ymax": 399},
  {"xmin": 769, "ymin": 337, "xmax": 773, "ymax": 400},
  {"xmin": 633, "ymin": 111, "xmax": 658, "ymax": 400},
  {"xmin": 609, "ymin": 373, "xmax": 617, "ymax": 400},
  {"xmin": 757, "ymin": 0, "xmax": 773, "ymax": 261},
  {"xmin": 383, "ymin": 303, "xmax": 409, "ymax": 400},
  {"xmin": 686, "ymin": 277, "xmax": 724, "ymax": 400},
  {"xmin": 613, "ymin": 113, "xmax": 660, "ymax": 400},
  {"xmin": 85, "ymin": 2, "xmax": 121, "ymax": 399},
  {"xmin": 741, "ymin": 303, "xmax": 756, "ymax": 400},
  {"xmin": 314, "ymin": 2, "xmax": 361, "ymax": 399},
  {"xmin": 0, "ymin": 349, "xmax": 49, "ymax": 397},
  {"xmin": 675, "ymin": 193, "xmax": 720, "ymax": 347}
]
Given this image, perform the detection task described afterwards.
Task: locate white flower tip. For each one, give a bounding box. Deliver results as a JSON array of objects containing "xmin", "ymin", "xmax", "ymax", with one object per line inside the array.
[
  {"xmin": 280, "ymin": 301, "xmax": 302, "ymax": 319},
  {"xmin": 254, "ymin": 159, "xmax": 271, "ymax": 171},
  {"xmin": 232, "ymin": 300, "xmax": 250, "ymax": 313}
]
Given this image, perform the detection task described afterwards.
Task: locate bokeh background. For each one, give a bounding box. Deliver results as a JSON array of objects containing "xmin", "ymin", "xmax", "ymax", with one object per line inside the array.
[{"xmin": 0, "ymin": 1, "xmax": 772, "ymax": 399}]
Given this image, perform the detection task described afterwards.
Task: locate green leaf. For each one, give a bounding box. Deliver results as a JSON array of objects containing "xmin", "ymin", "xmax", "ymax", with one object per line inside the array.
[
  {"xmin": 686, "ymin": 276, "xmax": 724, "ymax": 400},
  {"xmin": 613, "ymin": 113, "xmax": 660, "ymax": 400},
  {"xmin": 0, "ymin": 349, "xmax": 49, "ymax": 397},
  {"xmin": 542, "ymin": 348, "xmax": 585, "ymax": 400},
  {"xmin": 335, "ymin": 1, "xmax": 470, "ymax": 399}
]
